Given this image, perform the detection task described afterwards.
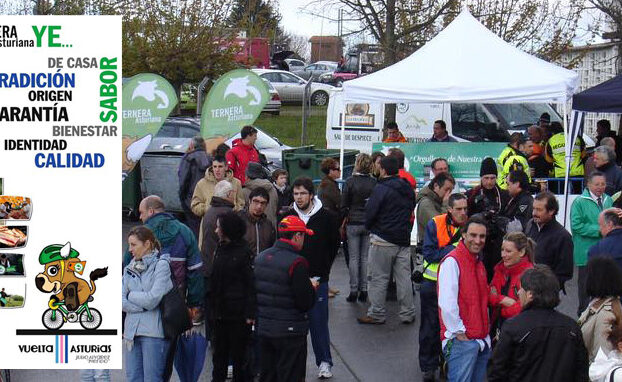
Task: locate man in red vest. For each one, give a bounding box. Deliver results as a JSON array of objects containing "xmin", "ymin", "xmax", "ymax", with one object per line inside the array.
[
  {"xmin": 419, "ymin": 193, "xmax": 468, "ymax": 381},
  {"xmin": 437, "ymin": 216, "xmax": 490, "ymax": 381}
]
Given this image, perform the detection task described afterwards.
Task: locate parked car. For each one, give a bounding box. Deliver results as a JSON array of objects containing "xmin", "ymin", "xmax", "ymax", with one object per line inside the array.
[
  {"xmin": 262, "ymin": 79, "xmax": 281, "ymax": 115},
  {"xmin": 284, "ymin": 58, "xmax": 306, "ymax": 71},
  {"xmin": 129, "ymin": 117, "xmax": 292, "ymax": 213},
  {"xmin": 293, "ymin": 62, "xmax": 338, "ymax": 81},
  {"xmin": 252, "ymin": 69, "xmax": 335, "ymax": 106}
]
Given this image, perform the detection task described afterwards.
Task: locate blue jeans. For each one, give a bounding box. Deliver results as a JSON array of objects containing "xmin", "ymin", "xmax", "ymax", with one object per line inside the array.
[
  {"xmin": 444, "ymin": 338, "xmax": 490, "ymax": 382},
  {"xmin": 79, "ymin": 369, "xmax": 110, "ymax": 381},
  {"xmin": 347, "ymin": 224, "xmax": 370, "ymax": 292},
  {"xmin": 125, "ymin": 336, "xmax": 170, "ymax": 382},
  {"xmin": 309, "ymin": 282, "xmax": 332, "ymax": 367}
]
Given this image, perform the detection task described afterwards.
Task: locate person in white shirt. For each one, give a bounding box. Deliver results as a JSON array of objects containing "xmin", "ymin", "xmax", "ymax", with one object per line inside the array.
[{"xmin": 438, "ymin": 216, "xmax": 490, "ymax": 381}]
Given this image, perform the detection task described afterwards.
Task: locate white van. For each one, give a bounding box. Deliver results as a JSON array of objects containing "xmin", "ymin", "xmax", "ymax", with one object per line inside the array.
[{"xmin": 325, "ymin": 89, "xmax": 593, "ymax": 152}]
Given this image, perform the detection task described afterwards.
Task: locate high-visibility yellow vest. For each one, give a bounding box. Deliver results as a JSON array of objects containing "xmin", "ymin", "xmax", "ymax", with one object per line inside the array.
[
  {"xmin": 497, "ymin": 145, "xmax": 519, "ymax": 168},
  {"xmin": 423, "ymin": 214, "xmax": 459, "ymax": 281},
  {"xmin": 497, "ymin": 154, "xmax": 531, "ymax": 190},
  {"xmin": 548, "ymin": 133, "xmax": 584, "ymax": 178}
]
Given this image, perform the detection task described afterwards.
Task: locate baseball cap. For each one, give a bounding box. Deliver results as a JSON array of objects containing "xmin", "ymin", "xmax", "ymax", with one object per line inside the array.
[{"xmin": 278, "ymin": 215, "xmax": 314, "ymax": 236}]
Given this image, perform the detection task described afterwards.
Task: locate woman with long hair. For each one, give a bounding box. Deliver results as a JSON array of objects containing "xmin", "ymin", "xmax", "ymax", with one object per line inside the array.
[
  {"xmin": 489, "ymin": 232, "xmax": 535, "ymax": 337},
  {"xmin": 341, "ymin": 153, "xmax": 377, "ymax": 302}
]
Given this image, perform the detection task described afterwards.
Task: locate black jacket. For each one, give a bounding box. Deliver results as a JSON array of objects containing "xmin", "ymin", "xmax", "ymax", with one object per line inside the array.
[
  {"xmin": 341, "ymin": 174, "xmax": 377, "ymax": 225},
  {"xmin": 201, "ymin": 197, "xmax": 234, "ymax": 278},
  {"xmin": 502, "ymin": 191, "xmax": 534, "ymax": 230},
  {"xmin": 525, "ymin": 218, "xmax": 574, "ymax": 289},
  {"xmin": 466, "ymin": 185, "xmax": 509, "ymax": 216},
  {"xmin": 274, "ymin": 183, "xmax": 293, "ymax": 218},
  {"xmin": 209, "ymin": 239, "xmax": 256, "ymax": 322},
  {"xmin": 596, "ymin": 161, "xmax": 622, "ymax": 197},
  {"xmin": 282, "ymin": 204, "xmax": 340, "ymax": 282},
  {"xmin": 488, "ymin": 307, "xmax": 589, "ymax": 382},
  {"xmin": 365, "ymin": 176, "xmax": 416, "ymax": 246},
  {"xmin": 178, "ymin": 149, "xmax": 211, "ymax": 212}
]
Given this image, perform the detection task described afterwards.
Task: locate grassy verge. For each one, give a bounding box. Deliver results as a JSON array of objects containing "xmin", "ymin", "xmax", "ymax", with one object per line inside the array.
[{"xmin": 255, "ymin": 105, "xmax": 327, "ymax": 148}]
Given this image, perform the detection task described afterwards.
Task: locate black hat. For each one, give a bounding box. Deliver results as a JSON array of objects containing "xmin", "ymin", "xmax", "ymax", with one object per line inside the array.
[
  {"xmin": 480, "ymin": 157, "xmax": 497, "ymax": 177},
  {"xmin": 246, "ymin": 162, "xmax": 266, "ymax": 180},
  {"xmin": 539, "ymin": 113, "xmax": 551, "ymax": 124}
]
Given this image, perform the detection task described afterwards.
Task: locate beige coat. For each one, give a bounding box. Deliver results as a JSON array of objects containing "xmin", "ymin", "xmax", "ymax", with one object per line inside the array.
[
  {"xmin": 579, "ymin": 296, "xmax": 622, "ymax": 362},
  {"xmin": 191, "ymin": 167, "xmax": 244, "ymax": 249}
]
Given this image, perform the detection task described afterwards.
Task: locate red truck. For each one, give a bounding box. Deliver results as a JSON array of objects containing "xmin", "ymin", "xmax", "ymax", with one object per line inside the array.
[
  {"xmin": 232, "ymin": 37, "xmax": 270, "ymax": 68},
  {"xmin": 320, "ymin": 44, "xmax": 383, "ymax": 86}
]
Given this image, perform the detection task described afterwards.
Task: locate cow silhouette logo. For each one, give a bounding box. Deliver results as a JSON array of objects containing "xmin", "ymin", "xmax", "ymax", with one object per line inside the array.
[
  {"xmin": 223, "ymin": 76, "xmax": 262, "ymax": 105},
  {"xmin": 36, "ymin": 242, "xmax": 108, "ymax": 330},
  {"xmin": 131, "ymin": 80, "xmax": 170, "ymax": 109}
]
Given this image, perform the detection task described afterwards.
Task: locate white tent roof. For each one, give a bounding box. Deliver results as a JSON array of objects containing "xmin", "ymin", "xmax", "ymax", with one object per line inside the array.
[{"xmin": 343, "ymin": 9, "xmax": 579, "ymax": 104}]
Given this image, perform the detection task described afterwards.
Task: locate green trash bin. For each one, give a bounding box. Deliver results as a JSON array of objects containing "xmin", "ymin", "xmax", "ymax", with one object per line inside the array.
[
  {"xmin": 122, "ymin": 162, "xmax": 142, "ymax": 218},
  {"xmin": 281, "ymin": 146, "xmax": 360, "ymax": 183}
]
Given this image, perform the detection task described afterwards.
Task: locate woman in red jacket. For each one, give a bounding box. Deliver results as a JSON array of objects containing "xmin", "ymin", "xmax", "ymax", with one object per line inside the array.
[{"xmin": 489, "ymin": 232, "xmax": 535, "ymax": 339}]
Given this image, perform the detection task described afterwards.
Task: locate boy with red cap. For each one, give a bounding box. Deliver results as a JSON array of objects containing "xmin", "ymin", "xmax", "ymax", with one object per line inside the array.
[{"xmin": 254, "ymin": 215, "xmax": 319, "ymax": 382}]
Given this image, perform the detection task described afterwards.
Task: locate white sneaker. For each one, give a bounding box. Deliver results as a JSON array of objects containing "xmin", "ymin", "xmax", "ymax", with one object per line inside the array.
[
  {"xmin": 318, "ymin": 361, "xmax": 333, "ymax": 379},
  {"xmin": 227, "ymin": 365, "xmax": 233, "ymax": 379}
]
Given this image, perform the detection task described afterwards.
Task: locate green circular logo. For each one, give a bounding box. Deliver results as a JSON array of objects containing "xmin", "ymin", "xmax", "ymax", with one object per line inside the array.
[{"xmin": 74, "ymin": 263, "xmax": 83, "ymax": 273}]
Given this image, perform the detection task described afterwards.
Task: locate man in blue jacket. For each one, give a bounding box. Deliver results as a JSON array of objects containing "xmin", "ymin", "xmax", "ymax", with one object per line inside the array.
[
  {"xmin": 358, "ymin": 156, "xmax": 417, "ymax": 325},
  {"xmin": 589, "ymin": 208, "xmax": 622, "ymax": 272}
]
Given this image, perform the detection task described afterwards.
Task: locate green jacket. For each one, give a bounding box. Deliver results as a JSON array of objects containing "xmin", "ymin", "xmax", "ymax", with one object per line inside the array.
[
  {"xmin": 570, "ymin": 189, "xmax": 612, "ymax": 266},
  {"xmin": 124, "ymin": 213, "xmax": 205, "ymax": 307}
]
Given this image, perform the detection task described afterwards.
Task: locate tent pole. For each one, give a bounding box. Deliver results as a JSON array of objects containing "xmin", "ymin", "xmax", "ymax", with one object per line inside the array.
[
  {"xmin": 339, "ymin": 111, "xmax": 345, "ymax": 181},
  {"xmin": 562, "ymin": 102, "xmax": 571, "ymax": 228}
]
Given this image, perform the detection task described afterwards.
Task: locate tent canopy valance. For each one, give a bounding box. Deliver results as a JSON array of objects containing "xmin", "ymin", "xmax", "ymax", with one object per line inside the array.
[{"xmin": 572, "ymin": 74, "xmax": 622, "ymax": 113}]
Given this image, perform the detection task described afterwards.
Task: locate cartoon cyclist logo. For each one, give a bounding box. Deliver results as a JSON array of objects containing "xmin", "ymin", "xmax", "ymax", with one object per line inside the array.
[{"xmin": 35, "ymin": 242, "xmax": 108, "ymax": 330}]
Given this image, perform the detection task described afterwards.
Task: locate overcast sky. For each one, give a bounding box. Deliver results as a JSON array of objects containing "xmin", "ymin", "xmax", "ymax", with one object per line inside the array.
[
  {"xmin": 279, "ymin": 1, "xmax": 604, "ymax": 48},
  {"xmin": 279, "ymin": 0, "xmax": 343, "ymax": 38}
]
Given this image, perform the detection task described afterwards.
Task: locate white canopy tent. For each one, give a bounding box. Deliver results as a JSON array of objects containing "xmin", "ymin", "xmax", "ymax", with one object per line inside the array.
[{"xmin": 339, "ymin": 9, "xmax": 580, "ymax": 225}]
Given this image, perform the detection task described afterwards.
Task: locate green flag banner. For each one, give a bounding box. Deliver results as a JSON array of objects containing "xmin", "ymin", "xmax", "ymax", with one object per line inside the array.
[
  {"xmin": 201, "ymin": 69, "xmax": 269, "ymax": 139},
  {"xmin": 122, "ymin": 73, "xmax": 178, "ymax": 179},
  {"xmin": 372, "ymin": 142, "xmax": 506, "ymax": 179}
]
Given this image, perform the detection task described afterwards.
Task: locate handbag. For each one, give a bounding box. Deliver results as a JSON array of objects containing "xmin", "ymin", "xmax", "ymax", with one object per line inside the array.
[{"xmin": 158, "ymin": 258, "xmax": 192, "ymax": 339}]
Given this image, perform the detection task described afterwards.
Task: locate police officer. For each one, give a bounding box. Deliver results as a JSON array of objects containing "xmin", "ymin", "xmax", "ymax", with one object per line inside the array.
[
  {"xmin": 498, "ymin": 136, "xmax": 533, "ymax": 190},
  {"xmin": 545, "ymin": 121, "xmax": 586, "ymax": 191},
  {"xmin": 418, "ymin": 193, "xmax": 468, "ymax": 381},
  {"xmin": 497, "ymin": 133, "xmax": 525, "ymax": 170}
]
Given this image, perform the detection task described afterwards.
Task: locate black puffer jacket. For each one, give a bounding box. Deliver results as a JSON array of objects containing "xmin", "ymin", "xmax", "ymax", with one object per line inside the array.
[
  {"xmin": 341, "ymin": 174, "xmax": 377, "ymax": 224},
  {"xmin": 365, "ymin": 176, "xmax": 416, "ymax": 246},
  {"xmin": 209, "ymin": 239, "xmax": 256, "ymax": 321},
  {"xmin": 178, "ymin": 149, "xmax": 211, "ymax": 212},
  {"xmin": 488, "ymin": 307, "xmax": 589, "ymax": 382}
]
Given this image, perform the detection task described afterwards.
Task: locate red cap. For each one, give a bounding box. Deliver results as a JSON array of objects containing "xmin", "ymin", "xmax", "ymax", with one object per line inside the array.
[{"xmin": 278, "ymin": 215, "xmax": 314, "ymax": 236}]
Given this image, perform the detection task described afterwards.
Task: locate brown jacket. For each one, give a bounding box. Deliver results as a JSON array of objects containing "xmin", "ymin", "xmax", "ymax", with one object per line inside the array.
[
  {"xmin": 579, "ymin": 296, "xmax": 622, "ymax": 362},
  {"xmin": 238, "ymin": 210, "xmax": 276, "ymax": 258},
  {"xmin": 242, "ymin": 178, "xmax": 279, "ymax": 227},
  {"xmin": 318, "ymin": 176, "xmax": 341, "ymax": 215}
]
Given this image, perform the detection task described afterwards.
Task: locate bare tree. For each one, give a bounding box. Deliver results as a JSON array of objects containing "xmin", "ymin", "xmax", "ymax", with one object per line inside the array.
[
  {"xmin": 461, "ymin": 0, "xmax": 584, "ymax": 62},
  {"xmin": 305, "ymin": 0, "xmax": 456, "ymax": 66}
]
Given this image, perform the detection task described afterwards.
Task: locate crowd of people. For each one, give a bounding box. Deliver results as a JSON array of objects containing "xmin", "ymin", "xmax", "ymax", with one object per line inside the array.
[{"xmin": 120, "ymin": 117, "xmax": 622, "ymax": 382}]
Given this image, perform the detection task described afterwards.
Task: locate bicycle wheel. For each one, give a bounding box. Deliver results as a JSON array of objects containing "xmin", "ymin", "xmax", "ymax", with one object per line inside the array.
[
  {"xmin": 42, "ymin": 309, "xmax": 64, "ymax": 330},
  {"xmin": 79, "ymin": 308, "xmax": 102, "ymax": 330}
]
